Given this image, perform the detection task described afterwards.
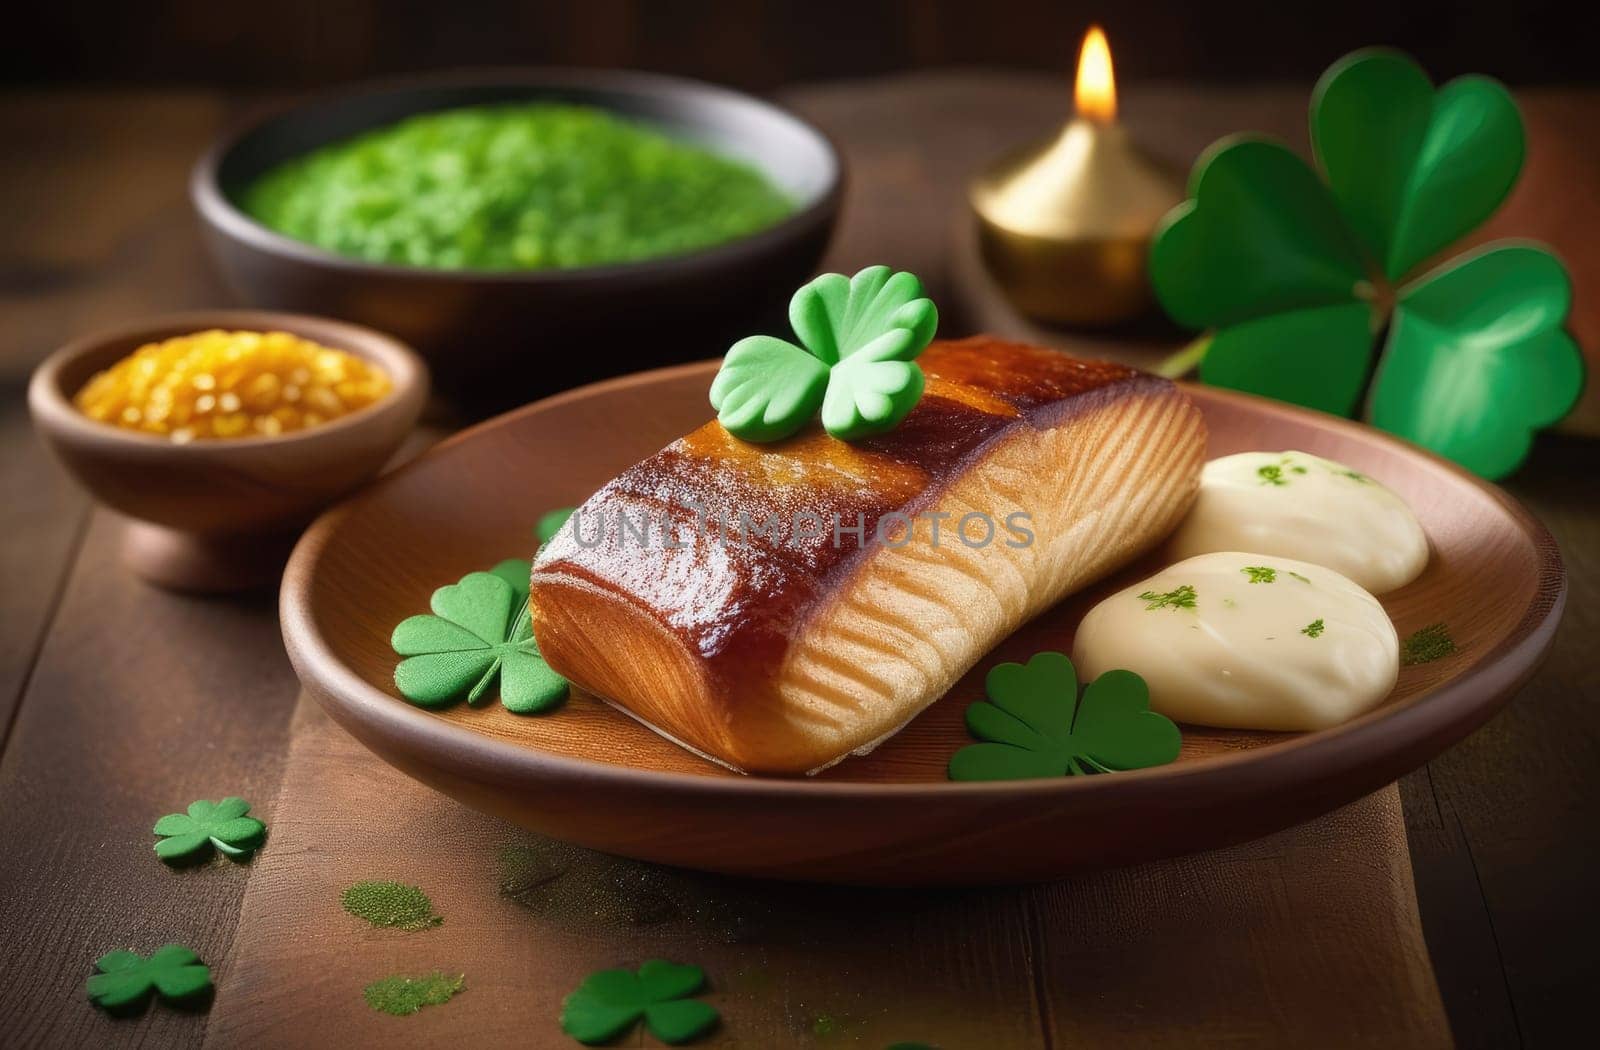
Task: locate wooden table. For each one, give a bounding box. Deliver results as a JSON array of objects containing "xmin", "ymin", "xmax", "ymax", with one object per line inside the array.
[{"xmin": 0, "ymin": 75, "xmax": 1594, "ymax": 1048}]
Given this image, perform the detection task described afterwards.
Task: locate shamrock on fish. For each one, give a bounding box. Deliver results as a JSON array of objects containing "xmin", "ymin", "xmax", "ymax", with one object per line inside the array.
[
  {"xmin": 948, "ymin": 651, "xmax": 1181, "ymax": 781},
  {"xmin": 560, "ymin": 959, "xmax": 720, "ymax": 1045},
  {"xmin": 710, "ymin": 265, "xmax": 938, "ymax": 442},
  {"xmin": 391, "ymin": 559, "xmax": 567, "ymax": 714},
  {"xmin": 1150, "ymin": 47, "xmax": 1583, "ymax": 480},
  {"xmin": 153, "ymin": 797, "xmax": 266, "ymax": 863}
]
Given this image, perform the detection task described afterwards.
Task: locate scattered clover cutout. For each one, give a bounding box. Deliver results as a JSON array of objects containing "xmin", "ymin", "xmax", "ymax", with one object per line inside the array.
[
  {"xmin": 561, "ymin": 959, "xmax": 719, "ymax": 1045},
  {"xmin": 153, "ymin": 797, "xmax": 266, "ymax": 864},
  {"xmin": 710, "ymin": 265, "xmax": 938, "ymax": 442},
  {"xmin": 86, "ymin": 945, "xmax": 212, "ymax": 1014},
  {"xmin": 1151, "ymin": 47, "xmax": 1583, "ymax": 479},
  {"xmin": 391, "ymin": 558, "xmax": 568, "ymax": 714},
  {"xmin": 948, "ymin": 652, "xmax": 1181, "ymax": 781}
]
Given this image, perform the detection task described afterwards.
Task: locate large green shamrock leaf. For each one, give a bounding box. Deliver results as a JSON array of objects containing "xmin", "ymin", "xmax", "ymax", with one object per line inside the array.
[
  {"xmin": 1152, "ymin": 137, "xmax": 1369, "ymax": 332},
  {"xmin": 1150, "ymin": 47, "xmax": 1584, "ymax": 479},
  {"xmin": 947, "ymin": 652, "xmax": 1181, "ymax": 781},
  {"xmin": 87, "ymin": 944, "xmax": 212, "ymax": 1013},
  {"xmin": 560, "ymin": 959, "xmax": 719, "ymax": 1045},
  {"xmin": 709, "ymin": 266, "xmax": 937, "ymax": 442},
  {"xmin": 391, "ymin": 562, "xmax": 567, "ymax": 713},
  {"xmin": 1313, "ymin": 50, "xmax": 1524, "ymax": 281},
  {"xmin": 1374, "ymin": 244, "xmax": 1582, "ymax": 478}
]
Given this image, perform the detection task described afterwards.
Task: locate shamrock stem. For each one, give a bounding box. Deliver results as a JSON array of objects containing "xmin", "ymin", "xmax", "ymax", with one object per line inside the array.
[
  {"xmin": 1353, "ymin": 280, "xmax": 1398, "ymax": 421},
  {"xmin": 1154, "ymin": 334, "xmax": 1212, "ymax": 380},
  {"xmin": 466, "ymin": 660, "xmax": 501, "ymax": 704},
  {"xmin": 508, "ymin": 602, "xmax": 532, "ymax": 641},
  {"xmin": 1355, "ymin": 315, "xmax": 1395, "ymax": 422}
]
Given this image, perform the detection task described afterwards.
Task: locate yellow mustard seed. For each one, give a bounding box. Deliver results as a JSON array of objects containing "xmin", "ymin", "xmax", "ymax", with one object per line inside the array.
[{"xmin": 74, "ymin": 329, "xmax": 391, "ymax": 441}]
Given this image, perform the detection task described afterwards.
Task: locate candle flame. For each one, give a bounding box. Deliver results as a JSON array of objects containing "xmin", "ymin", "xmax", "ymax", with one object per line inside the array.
[{"xmin": 1074, "ymin": 25, "xmax": 1117, "ymax": 123}]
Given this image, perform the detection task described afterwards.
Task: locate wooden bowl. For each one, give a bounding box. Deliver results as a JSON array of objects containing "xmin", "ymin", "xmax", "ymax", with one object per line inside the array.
[
  {"xmin": 281, "ymin": 362, "xmax": 1565, "ymax": 884},
  {"xmin": 29, "ymin": 311, "xmax": 427, "ymax": 593},
  {"xmin": 192, "ymin": 68, "xmax": 842, "ymax": 411}
]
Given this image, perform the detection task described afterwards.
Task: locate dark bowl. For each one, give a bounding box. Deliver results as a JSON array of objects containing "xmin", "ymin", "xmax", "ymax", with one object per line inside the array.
[{"xmin": 192, "ymin": 68, "xmax": 842, "ymax": 412}]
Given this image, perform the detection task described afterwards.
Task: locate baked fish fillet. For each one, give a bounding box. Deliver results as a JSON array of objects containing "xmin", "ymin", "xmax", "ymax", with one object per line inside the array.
[{"xmin": 530, "ymin": 337, "xmax": 1206, "ymax": 774}]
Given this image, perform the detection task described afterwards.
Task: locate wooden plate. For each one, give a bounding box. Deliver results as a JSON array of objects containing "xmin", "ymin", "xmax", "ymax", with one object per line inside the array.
[{"xmin": 281, "ymin": 361, "xmax": 1565, "ymax": 884}]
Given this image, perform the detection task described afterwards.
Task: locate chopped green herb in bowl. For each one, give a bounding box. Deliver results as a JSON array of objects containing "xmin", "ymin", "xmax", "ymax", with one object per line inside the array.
[{"xmin": 241, "ymin": 103, "xmax": 795, "ymax": 271}]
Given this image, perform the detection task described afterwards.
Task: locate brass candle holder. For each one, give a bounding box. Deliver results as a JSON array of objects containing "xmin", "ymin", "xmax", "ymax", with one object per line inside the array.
[{"xmin": 970, "ymin": 27, "xmax": 1185, "ymax": 326}]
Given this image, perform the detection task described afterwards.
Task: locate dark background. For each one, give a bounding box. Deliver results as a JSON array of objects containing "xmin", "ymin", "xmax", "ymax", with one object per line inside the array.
[{"xmin": 6, "ymin": 0, "xmax": 1592, "ymax": 91}]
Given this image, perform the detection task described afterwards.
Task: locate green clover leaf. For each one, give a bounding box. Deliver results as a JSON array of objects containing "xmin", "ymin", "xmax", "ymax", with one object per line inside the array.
[
  {"xmin": 1199, "ymin": 300, "xmax": 1376, "ymax": 417},
  {"xmin": 86, "ymin": 944, "xmax": 212, "ymax": 1014},
  {"xmin": 488, "ymin": 557, "xmax": 531, "ymax": 610},
  {"xmin": 534, "ymin": 507, "xmax": 577, "ymax": 545},
  {"xmin": 1313, "ymin": 49, "xmax": 1524, "ymax": 281},
  {"xmin": 820, "ymin": 328, "xmax": 928, "ymax": 441},
  {"xmin": 789, "ymin": 267, "xmax": 939, "ymax": 363},
  {"xmin": 560, "ymin": 959, "xmax": 719, "ymax": 1045},
  {"xmin": 710, "ymin": 266, "xmax": 937, "ymax": 443},
  {"xmin": 153, "ymin": 797, "xmax": 266, "ymax": 863},
  {"xmin": 1150, "ymin": 47, "xmax": 1584, "ymax": 479},
  {"xmin": 391, "ymin": 561, "xmax": 567, "ymax": 714},
  {"xmin": 708, "ymin": 335, "xmax": 831, "ymax": 442},
  {"xmin": 1373, "ymin": 244, "xmax": 1582, "ymax": 478},
  {"xmin": 1152, "ymin": 137, "xmax": 1369, "ymax": 332},
  {"xmin": 947, "ymin": 652, "xmax": 1181, "ymax": 781}
]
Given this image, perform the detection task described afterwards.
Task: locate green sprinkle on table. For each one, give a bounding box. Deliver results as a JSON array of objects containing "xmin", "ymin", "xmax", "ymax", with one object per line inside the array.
[
  {"xmin": 363, "ymin": 972, "xmax": 464, "ymax": 1016},
  {"xmin": 341, "ymin": 880, "xmax": 442, "ymax": 930},
  {"xmin": 242, "ymin": 103, "xmax": 793, "ymax": 271}
]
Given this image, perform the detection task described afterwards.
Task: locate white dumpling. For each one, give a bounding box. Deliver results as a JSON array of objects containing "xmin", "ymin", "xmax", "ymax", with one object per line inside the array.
[
  {"xmin": 1073, "ymin": 552, "xmax": 1398, "ymax": 732},
  {"xmin": 1167, "ymin": 450, "xmax": 1428, "ymax": 593}
]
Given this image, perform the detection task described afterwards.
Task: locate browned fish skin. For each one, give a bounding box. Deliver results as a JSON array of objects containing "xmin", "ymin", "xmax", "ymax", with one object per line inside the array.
[{"xmin": 531, "ymin": 336, "xmax": 1206, "ymax": 773}]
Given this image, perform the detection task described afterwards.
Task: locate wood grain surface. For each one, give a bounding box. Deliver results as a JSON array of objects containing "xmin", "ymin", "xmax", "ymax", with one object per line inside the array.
[
  {"xmin": 207, "ymin": 697, "xmax": 1446, "ymax": 1049},
  {"xmin": 0, "ymin": 76, "xmax": 1595, "ymax": 1047}
]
